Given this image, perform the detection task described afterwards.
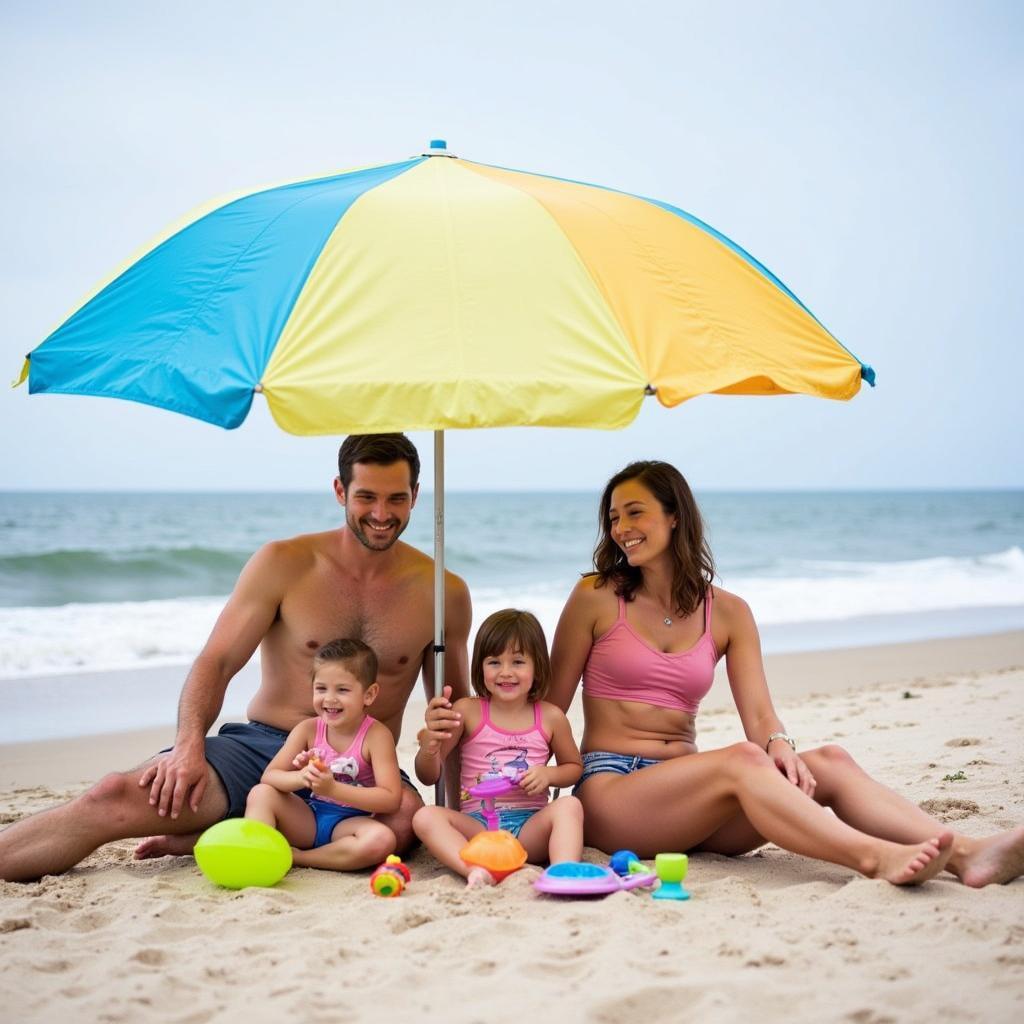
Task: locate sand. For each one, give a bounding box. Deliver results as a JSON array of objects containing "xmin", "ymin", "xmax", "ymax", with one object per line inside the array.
[{"xmin": 1, "ymin": 630, "xmax": 1023, "ymax": 1023}]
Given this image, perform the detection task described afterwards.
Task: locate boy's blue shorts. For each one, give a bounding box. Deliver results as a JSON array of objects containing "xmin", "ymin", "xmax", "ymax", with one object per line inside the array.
[
  {"xmin": 308, "ymin": 799, "xmax": 371, "ymax": 847},
  {"xmin": 164, "ymin": 720, "xmax": 417, "ymax": 819}
]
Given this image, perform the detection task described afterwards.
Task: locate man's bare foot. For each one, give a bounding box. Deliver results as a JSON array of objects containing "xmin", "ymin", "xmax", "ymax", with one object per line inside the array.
[
  {"xmin": 872, "ymin": 832, "xmax": 953, "ymax": 885},
  {"xmin": 466, "ymin": 866, "xmax": 496, "ymax": 888},
  {"xmin": 133, "ymin": 833, "xmax": 200, "ymax": 860},
  {"xmin": 957, "ymin": 826, "xmax": 1024, "ymax": 887}
]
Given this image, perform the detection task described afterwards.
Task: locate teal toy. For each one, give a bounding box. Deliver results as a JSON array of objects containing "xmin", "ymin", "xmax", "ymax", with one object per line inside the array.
[
  {"xmin": 194, "ymin": 819, "xmax": 293, "ymax": 889},
  {"xmin": 651, "ymin": 852, "xmax": 690, "ymax": 900}
]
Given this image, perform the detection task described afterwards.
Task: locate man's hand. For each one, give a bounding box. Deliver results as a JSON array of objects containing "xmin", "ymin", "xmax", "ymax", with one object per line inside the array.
[
  {"xmin": 139, "ymin": 743, "xmax": 208, "ymax": 819},
  {"xmin": 518, "ymin": 765, "xmax": 553, "ymax": 796},
  {"xmin": 421, "ymin": 685, "xmax": 460, "ymax": 753}
]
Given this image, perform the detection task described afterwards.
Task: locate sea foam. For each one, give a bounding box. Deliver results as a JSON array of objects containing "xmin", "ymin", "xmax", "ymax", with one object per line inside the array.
[{"xmin": 2, "ymin": 548, "xmax": 1022, "ymax": 679}]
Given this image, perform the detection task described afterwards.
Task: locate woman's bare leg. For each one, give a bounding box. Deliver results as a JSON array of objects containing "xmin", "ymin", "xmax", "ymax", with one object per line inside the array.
[
  {"xmin": 802, "ymin": 744, "xmax": 1024, "ymax": 886},
  {"xmin": 579, "ymin": 743, "xmax": 952, "ymax": 885},
  {"xmin": 411, "ymin": 806, "xmax": 491, "ymax": 886}
]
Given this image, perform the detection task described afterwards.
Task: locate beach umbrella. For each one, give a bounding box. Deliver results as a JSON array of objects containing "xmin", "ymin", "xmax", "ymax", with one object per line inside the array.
[{"xmin": 16, "ymin": 140, "xmax": 874, "ymax": 765}]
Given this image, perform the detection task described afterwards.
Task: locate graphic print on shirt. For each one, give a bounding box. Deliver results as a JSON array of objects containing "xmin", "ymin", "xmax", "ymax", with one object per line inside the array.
[
  {"xmin": 460, "ymin": 745, "xmax": 529, "ymax": 804},
  {"xmin": 312, "ymin": 749, "xmax": 361, "ymax": 785}
]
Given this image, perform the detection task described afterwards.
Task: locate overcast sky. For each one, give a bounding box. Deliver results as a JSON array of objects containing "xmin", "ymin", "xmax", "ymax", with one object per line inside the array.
[{"xmin": 1, "ymin": 1, "xmax": 1021, "ymax": 492}]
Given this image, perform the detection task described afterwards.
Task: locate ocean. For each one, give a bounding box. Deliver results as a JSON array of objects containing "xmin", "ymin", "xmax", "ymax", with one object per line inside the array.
[{"xmin": 1, "ymin": 489, "xmax": 1022, "ymax": 684}]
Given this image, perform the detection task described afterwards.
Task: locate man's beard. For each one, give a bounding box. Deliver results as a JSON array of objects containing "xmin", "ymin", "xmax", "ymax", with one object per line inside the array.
[{"xmin": 346, "ymin": 511, "xmax": 406, "ymax": 551}]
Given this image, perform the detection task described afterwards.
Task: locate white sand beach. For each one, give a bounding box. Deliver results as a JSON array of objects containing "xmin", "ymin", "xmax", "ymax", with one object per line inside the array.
[{"xmin": 2, "ymin": 631, "xmax": 1023, "ymax": 1024}]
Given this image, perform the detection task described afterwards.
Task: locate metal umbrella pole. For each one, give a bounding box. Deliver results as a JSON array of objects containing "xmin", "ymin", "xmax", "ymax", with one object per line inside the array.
[{"xmin": 432, "ymin": 429, "xmax": 446, "ymax": 807}]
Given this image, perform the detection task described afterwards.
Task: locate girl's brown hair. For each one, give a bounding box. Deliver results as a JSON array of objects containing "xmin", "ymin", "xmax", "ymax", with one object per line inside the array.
[
  {"xmin": 470, "ymin": 609, "xmax": 551, "ymax": 702},
  {"xmin": 592, "ymin": 460, "xmax": 715, "ymax": 616}
]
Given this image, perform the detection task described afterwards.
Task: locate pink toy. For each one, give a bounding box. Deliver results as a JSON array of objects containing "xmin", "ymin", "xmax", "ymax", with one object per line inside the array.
[
  {"xmin": 468, "ymin": 774, "xmax": 521, "ymax": 831},
  {"xmin": 533, "ymin": 861, "xmax": 658, "ymax": 897}
]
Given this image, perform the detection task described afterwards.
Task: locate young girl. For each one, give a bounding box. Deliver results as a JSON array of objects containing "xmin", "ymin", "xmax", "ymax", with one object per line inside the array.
[
  {"xmin": 245, "ymin": 637, "xmax": 401, "ymax": 871},
  {"xmin": 413, "ymin": 609, "xmax": 584, "ymax": 887}
]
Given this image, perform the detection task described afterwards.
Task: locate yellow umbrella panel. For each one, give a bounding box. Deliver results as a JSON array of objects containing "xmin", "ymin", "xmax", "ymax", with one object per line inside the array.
[{"xmin": 23, "ymin": 145, "xmax": 872, "ymax": 434}]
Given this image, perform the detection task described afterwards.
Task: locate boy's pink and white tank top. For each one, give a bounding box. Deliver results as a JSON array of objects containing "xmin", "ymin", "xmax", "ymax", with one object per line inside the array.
[
  {"xmin": 312, "ymin": 714, "xmax": 376, "ymax": 805},
  {"xmin": 459, "ymin": 700, "xmax": 551, "ymax": 814}
]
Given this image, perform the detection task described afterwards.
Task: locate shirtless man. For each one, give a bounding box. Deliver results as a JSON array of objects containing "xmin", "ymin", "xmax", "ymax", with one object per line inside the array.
[{"xmin": 0, "ymin": 434, "xmax": 471, "ymax": 882}]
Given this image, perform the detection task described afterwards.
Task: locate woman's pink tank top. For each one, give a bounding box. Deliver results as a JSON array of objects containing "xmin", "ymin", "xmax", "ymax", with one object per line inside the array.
[{"xmin": 582, "ymin": 589, "xmax": 719, "ymax": 715}]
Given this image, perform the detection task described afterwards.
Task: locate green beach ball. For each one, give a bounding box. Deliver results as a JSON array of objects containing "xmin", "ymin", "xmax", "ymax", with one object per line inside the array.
[{"xmin": 194, "ymin": 819, "xmax": 293, "ymax": 889}]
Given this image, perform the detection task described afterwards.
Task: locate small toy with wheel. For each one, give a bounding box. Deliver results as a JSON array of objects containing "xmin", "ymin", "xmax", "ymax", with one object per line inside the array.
[{"xmin": 370, "ymin": 854, "xmax": 411, "ymax": 897}]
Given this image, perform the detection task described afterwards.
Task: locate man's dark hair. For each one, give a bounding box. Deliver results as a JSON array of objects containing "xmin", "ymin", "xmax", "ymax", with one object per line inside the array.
[{"xmin": 337, "ymin": 434, "xmax": 421, "ymax": 491}]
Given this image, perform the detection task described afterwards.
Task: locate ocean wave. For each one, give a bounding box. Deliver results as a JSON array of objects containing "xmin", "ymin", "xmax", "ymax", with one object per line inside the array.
[
  {"xmin": 730, "ymin": 547, "xmax": 1024, "ymax": 624},
  {"xmin": 0, "ymin": 597, "xmax": 225, "ymax": 679},
  {"xmin": 1, "ymin": 548, "xmax": 1022, "ymax": 679},
  {"xmin": 0, "ymin": 546, "xmax": 249, "ymax": 606}
]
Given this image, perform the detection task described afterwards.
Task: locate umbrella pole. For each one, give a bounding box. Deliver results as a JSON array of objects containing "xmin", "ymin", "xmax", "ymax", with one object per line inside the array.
[{"xmin": 433, "ymin": 429, "xmax": 446, "ymax": 807}]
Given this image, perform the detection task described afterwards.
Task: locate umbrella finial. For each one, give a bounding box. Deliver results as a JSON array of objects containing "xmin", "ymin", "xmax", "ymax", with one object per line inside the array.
[{"xmin": 423, "ymin": 139, "xmax": 456, "ymax": 158}]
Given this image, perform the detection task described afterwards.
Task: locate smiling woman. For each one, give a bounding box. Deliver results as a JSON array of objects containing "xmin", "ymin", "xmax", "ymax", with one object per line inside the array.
[{"xmin": 549, "ymin": 460, "xmax": 1024, "ymax": 888}]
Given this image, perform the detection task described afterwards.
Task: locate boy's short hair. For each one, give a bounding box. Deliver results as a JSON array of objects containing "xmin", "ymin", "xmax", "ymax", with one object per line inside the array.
[
  {"xmin": 312, "ymin": 638, "xmax": 378, "ymax": 687},
  {"xmin": 470, "ymin": 609, "xmax": 551, "ymax": 702}
]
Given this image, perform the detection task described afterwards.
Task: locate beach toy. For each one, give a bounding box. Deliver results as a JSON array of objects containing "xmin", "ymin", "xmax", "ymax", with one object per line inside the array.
[
  {"xmin": 468, "ymin": 773, "xmax": 521, "ymax": 831},
  {"xmin": 307, "ymin": 753, "xmax": 328, "ymax": 772},
  {"xmin": 651, "ymin": 852, "xmax": 690, "ymax": 900},
  {"xmin": 370, "ymin": 854, "xmax": 411, "ymax": 897},
  {"xmin": 609, "ymin": 849, "xmax": 646, "ymax": 877},
  {"xmin": 534, "ymin": 861, "xmax": 658, "ymax": 897},
  {"xmin": 460, "ymin": 829, "xmax": 528, "ymax": 882},
  {"xmin": 194, "ymin": 819, "xmax": 292, "ymax": 889}
]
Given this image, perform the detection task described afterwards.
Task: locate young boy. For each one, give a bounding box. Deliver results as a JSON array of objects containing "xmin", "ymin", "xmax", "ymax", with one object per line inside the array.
[{"xmin": 245, "ymin": 638, "xmax": 401, "ymax": 870}]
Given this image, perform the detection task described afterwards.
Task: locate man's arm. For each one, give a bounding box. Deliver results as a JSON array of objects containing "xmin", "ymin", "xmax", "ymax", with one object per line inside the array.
[{"xmin": 140, "ymin": 542, "xmax": 297, "ymax": 819}]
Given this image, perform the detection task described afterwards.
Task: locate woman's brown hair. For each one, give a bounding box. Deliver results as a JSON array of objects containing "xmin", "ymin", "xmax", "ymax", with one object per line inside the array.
[
  {"xmin": 470, "ymin": 609, "xmax": 551, "ymax": 702},
  {"xmin": 592, "ymin": 461, "xmax": 715, "ymax": 616}
]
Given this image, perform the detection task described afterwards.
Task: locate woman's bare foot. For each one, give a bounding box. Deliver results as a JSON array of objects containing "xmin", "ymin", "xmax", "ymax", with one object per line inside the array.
[
  {"xmin": 466, "ymin": 866, "xmax": 496, "ymax": 888},
  {"xmin": 871, "ymin": 832, "xmax": 954, "ymax": 885},
  {"xmin": 957, "ymin": 826, "xmax": 1024, "ymax": 887},
  {"xmin": 133, "ymin": 833, "xmax": 200, "ymax": 860}
]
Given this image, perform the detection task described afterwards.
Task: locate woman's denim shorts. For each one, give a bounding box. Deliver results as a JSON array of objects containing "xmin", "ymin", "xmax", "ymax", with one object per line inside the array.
[{"xmin": 572, "ymin": 751, "xmax": 662, "ymax": 794}]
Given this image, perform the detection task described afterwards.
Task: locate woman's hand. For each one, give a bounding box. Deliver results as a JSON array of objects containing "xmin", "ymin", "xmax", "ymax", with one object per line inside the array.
[
  {"xmin": 769, "ymin": 742, "xmax": 816, "ymax": 796},
  {"xmin": 518, "ymin": 765, "xmax": 553, "ymax": 796}
]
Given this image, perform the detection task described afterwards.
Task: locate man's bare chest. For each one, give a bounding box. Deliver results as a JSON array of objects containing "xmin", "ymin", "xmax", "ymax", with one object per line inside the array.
[{"xmin": 277, "ymin": 570, "xmax": 433, "ymax": 671}]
